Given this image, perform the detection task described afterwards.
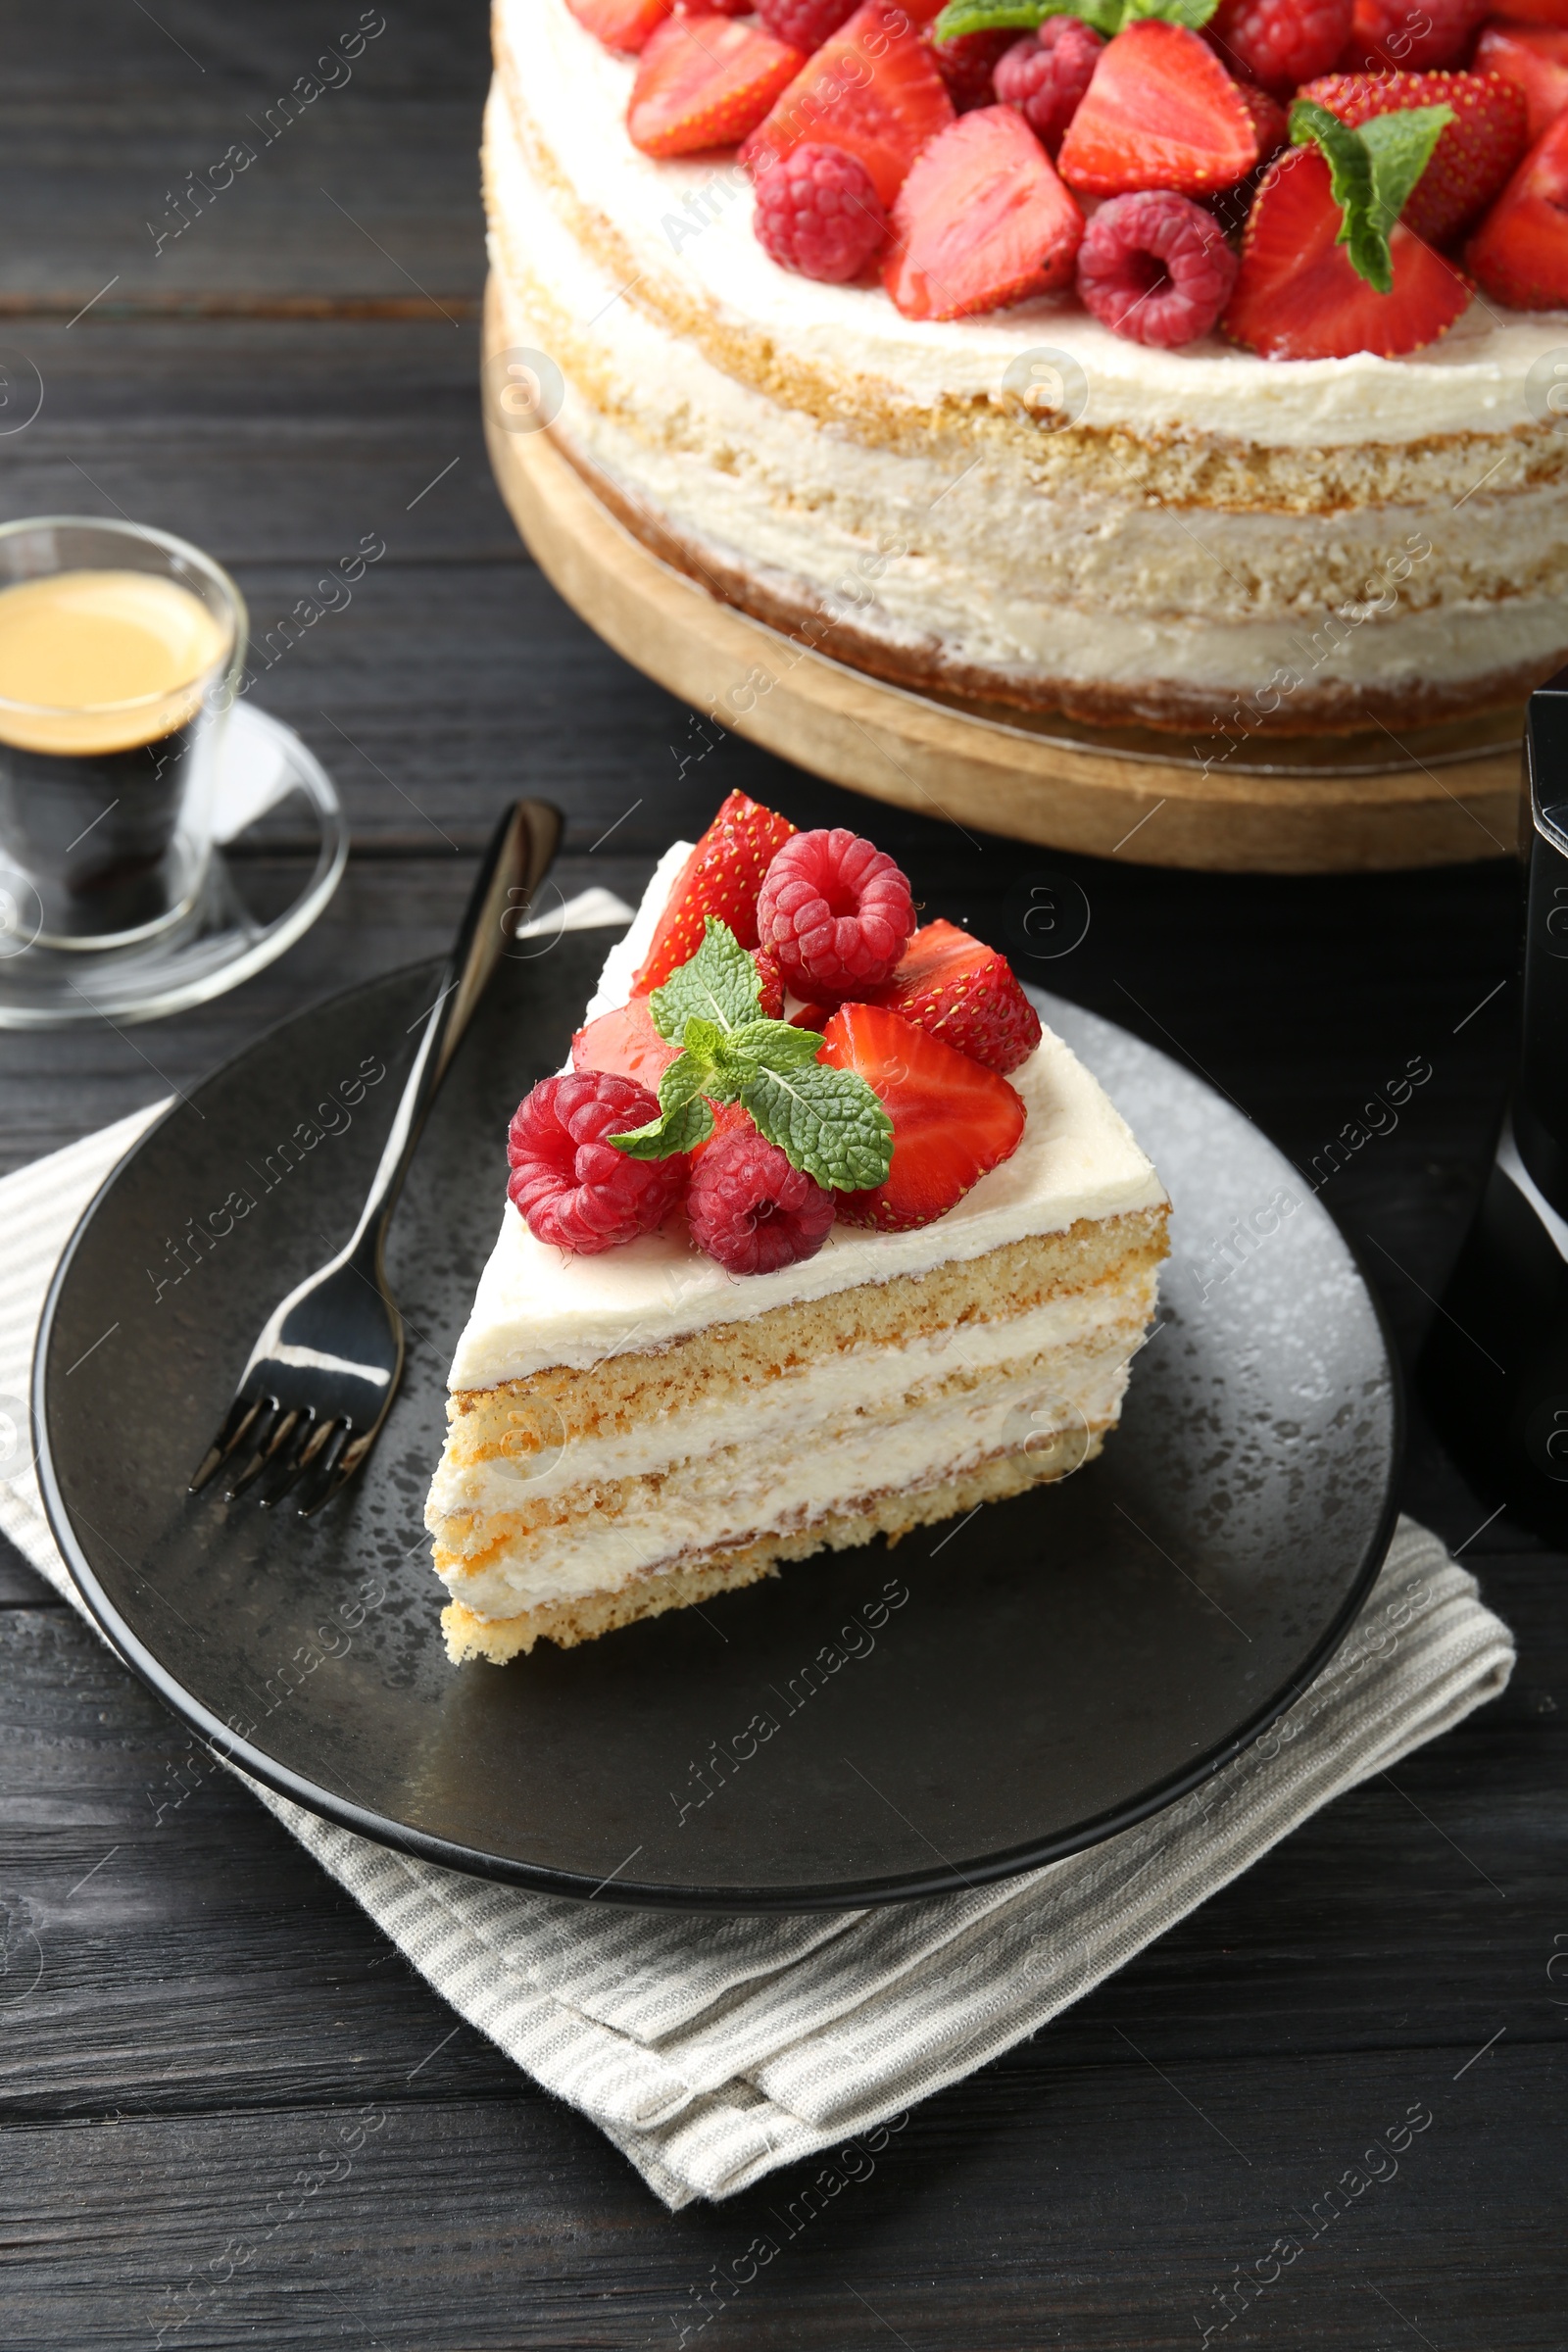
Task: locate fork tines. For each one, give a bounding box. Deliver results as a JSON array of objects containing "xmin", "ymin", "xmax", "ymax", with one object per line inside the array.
[{"xmin": 189, "ymin": 1398, "xmax": 352, "ymax": 1515}]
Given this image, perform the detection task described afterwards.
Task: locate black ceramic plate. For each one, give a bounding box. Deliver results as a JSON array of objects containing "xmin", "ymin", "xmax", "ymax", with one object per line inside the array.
[{"xmin": 35, "ymin": 931, "xmax": 1399, "ymax": 1910}]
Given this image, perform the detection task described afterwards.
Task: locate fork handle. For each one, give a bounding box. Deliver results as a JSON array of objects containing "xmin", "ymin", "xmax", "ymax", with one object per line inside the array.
[{"xmin": 345, "ymin": 798, "xmax": 564, "ymax": 1260}]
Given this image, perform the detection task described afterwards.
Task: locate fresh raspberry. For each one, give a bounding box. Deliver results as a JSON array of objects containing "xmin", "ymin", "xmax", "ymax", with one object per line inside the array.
[
  {"xmin": 1076, "ymin": 190, "xmax": 1239, "ymax": 348},
  {"xmin": 755, "ymin": 0, "xmax": 855, "ymax": 54},
  {"xmin": 1206, "ymin": 0, "xmax": 1352, "ymax": 96},
  {"xmin": 993, "ymin": 20, "xmax": 1103, "ymax": 154},
  {"xmin": 686, "ymin": 1121, "xmax": 837, "ymax": 1274},
  {"xmin": 1340, "ymin": 0, "xmax": 1490, "ymax": 74},
  {"xmin": 507, "ymin": 1072, "xmax": 687, "ymax": 1254},
  {"xmin": 754, "ymin": 143, "xmax": 888, "ymax": 282},
  {"xmin": 753, "ymin": 943, "xmax": 786, "ymax": 1016},
  {"xmin": 922, "ymin": 26, "xmax": 1014, "ymax": 113},
  {"xmin": 756, "ymin": 827, "xmax": 916, "ymax": 1000}
]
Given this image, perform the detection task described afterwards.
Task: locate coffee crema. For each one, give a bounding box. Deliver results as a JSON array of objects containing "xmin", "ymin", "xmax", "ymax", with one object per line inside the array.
[{"xmin": 0, "ymin": 568, "xmax": 230, "ymax": 756}]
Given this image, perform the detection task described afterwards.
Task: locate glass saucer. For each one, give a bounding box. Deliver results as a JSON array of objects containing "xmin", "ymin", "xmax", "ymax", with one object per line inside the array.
[{"xmin": 0, "ymin": 705, "xmax": 348, "ymax": 1029}]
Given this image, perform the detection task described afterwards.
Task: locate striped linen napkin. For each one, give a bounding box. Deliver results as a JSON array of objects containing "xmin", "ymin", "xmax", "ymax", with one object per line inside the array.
[{"xmin": 0, "ymin": 944, "xmax": 1515, "ymax": 2208}]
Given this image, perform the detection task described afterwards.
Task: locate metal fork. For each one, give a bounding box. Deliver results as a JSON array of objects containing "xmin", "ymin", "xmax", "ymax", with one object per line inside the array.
[{"xmin": 190, "ymin": 797, "xmax": 563, "ymax": 1515}]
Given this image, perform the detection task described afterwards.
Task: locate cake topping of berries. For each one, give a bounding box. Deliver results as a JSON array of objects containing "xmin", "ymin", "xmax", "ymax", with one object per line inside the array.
[
  {"xmin": 687, "ymin": 1122, "xmax": 838, "ymax": 1273},
  {"xmin": 742, "ymin": 0, "xmax": 956, "ymax": 208},
  {"xmin": 755, "ymin": 825, "xmax": 916, "ymax": 1000},
  {"xmin": 612, "ymin": 915, "xmax": 895, "ymax": 1191},
  {"xmin": 885, "ymin": 103, "xmax": 1086, "ymax": 319},
  {"xmin": 1223, "ymin": 96, "xmax": 1471, "ymax": 359},
  {"xmin": 1298, "ymin": 68, "xmax": 1529, "ymax": 243},
  {"xmin": 1077, "ymin": 188, "xmax": 1238, "ymax": 346},
  {"xmin": 993, "ymin": 20, "xmax": 1104, "ymax": 153},
  {"xmin": 634, "ymin": 790, "xmax": 795, "ymax": 993},
  {"xmin": 819, "ymin": 1002, "xmax": 1027, "ymax": 1232},
  {"xmin": 1205, "ymin": 0, "xmax": 1353, "ymax": 99},
  {"xmin": 1466, "ymin": 106, "xmax": 1568, "ymax": 309},
  {"xmin": 1475, "ymin": 23, "xmax": 1568, "ymax": 145},
  {"xmin": 870, "ymin": 918, "xmax": 1043, "ymax": 1074},
  {"xmin": 627, "ymin": 15, "xmax": 806, "ymax": 160},
  {"xmin": 1342, "ymin": 0, "xmax": 1491, "ymax": 76},
  {"xmin": 924, "ymin": 24, "xmax": 1015, "ymax": 113},
  {"xmin": 754, "ymin": 143, "xmax": 888, "ymax": 282},
  {"xmin": 508, "ymin": 1072, "xmax": 689, "ymax": 1254},
  {"xmin": 755, "ymin": 0, "xmax": 857, "ymax": 52},
  {"xmin": 1056, "ymin": 21, "xmax": 1261, "ymax": 197}
]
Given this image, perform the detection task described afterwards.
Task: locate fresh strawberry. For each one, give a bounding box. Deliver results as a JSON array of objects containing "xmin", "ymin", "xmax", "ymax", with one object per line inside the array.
[
  {"xmin": 1057, "ymin": 22, "xmax": 1260, "ymax": 197},
  {"xmin": 741, "ymin": 0, "xmax": 955, "ymax": 208},
  {"xmin": 571, "ymin": 997, "xmax": 682, "ymax": 1091},
  {"xmin": 754, "ymin": 943, "xmax": 786, "ymax": 1016},
  {"xmin": 567, "ymin": 0, "xmax": 672, "ymax": 54},
  {"xmin": 868, "ymin": 918, "xmax": 1043, "ymax": 1074},
  {"xmin": 1338, "ymin": 0, "xmax": 1489, "ymax": 73},
  {"xmin": 632, "ymin": 791, "xmax": 796, "ymax": 990},
  {"xmin": 1224, "ymin": 143, "xmax": 1471, "ymax": 358},
  {"xmin": 883, "ymin": 105, "xmax": 1084, "ymax": 320},
  {"xmin": 819, "ymin": 1003, "xmax": 1026, "ymax": 1231},
  {"xmin": 1234, "ymin": 79, "xmax": 1288, "ymax": 163},
  {"xmin": 1298, "ymin": 69, "xmax": 1530, "ymax": 240},
  {"xmin": 1206, "ymin": 0, "xmax": 1353, "ymax": 97},
  {"xmin": 628, "ymin": 16, "xmax": 806, "ymax": 159},
  {"xmin": 1476, "ymin": 23, "xmax": 1568, "ymax": 140},
  {"xmin": 1466, "ymin": 107, "xmax": 1568, "ymax": 306},
  {"xmin": 1492, "ymin": 0, "xmax": 1568, "ymax": 21}
]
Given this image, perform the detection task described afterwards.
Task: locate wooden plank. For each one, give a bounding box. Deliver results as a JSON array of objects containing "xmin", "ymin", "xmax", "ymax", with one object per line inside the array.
[
  {"xmin": 0, "ymin": 2, "xmax": 488, "ymax": 310},
  {"xmin": 0, "ymin": 1561, "xmax": 1560, "ymax": 2343}
]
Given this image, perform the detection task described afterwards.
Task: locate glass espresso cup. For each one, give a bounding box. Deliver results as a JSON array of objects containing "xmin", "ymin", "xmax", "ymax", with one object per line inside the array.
[{"xmin": 0, "ymin": 516, "xmax": 247, "ymax": 952}]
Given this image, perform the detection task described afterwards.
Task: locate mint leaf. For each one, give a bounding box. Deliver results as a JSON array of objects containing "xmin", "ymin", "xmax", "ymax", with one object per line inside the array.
[
  {"xmin": 1289, "ymin": 97, "xmax": 1451, "ymax": 295},
  {"xmin": 930, "ymin": 0, "xmax": 1211, "ymax": 41},
  {"xmin": 726, "ymin": 1019, "xmax": 825, "ymax": 1072},
  {"xmin": 610, "ymin": 1054, "xmax": 714, "ymax": 1160},
  {"xmin": 739, "ymin": 1060, "xmax": 894, "ymax": 1192},
  {"xmin": 649, "ymin": 917, "xmax": 760, "ymax": 1043},
  {"xmin": 1363, "ymin": 104, "xmax": 1451, "ymax": 236}
]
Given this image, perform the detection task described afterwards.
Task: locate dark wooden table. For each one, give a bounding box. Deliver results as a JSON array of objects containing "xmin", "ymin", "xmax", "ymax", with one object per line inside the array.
[{"xmin": 1, "ymin": 7, "xmax": 1562, "ymax": 2344}]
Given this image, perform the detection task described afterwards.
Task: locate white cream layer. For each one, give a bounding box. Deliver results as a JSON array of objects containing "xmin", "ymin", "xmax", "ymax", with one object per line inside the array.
[
  {"xmin": 434, "ymin": 1275, "xmax": 1152, "ymax": 1520},
  {"xmin": 437, "ymin": 1355, "xmax": 1134, "ymax": 1618},
  {"xmin": 445, "ymin": 848, "xmax": 1166, "ymax": 1390},
  {"xmin": 498, "ymin": 0, "xmax": 1568, "ymax": 449}
]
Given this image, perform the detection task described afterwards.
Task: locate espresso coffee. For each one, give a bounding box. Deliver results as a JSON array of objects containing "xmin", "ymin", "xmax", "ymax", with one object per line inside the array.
[{"xmin": 0, "ymin": 568, "xmax": 232, "ymax": 941}]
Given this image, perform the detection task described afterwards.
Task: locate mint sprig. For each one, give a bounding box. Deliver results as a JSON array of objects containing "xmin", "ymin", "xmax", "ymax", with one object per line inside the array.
[
  {"xmin": 930, "ymin": 0, "xmax": 1215, "ymax": 49},
  {"xmin": 1289, "ymin": 97, "xmax": 1452, "ymax": 296},
  {"xmin": 610, "ymin": 918, "xmax": 894, "ymax": 1193}
]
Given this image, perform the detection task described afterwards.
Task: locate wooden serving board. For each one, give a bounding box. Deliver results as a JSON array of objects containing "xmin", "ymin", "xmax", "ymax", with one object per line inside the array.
[{"xmin": 483, "ymin": 283, "xmax": 1522, "ymax": 874}]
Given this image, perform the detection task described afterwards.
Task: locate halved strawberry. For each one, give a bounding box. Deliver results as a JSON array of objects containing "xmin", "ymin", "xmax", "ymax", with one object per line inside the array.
[
  {"xmin": 818, "ymin": 1002, "xmax": 1026, "ymax": 1232},
  {"xmin": 868, "ymin": 918, "xmax": 1043, "ymax": 1074},
  {"xmin": 1298, "ymin": 68, "xmax": 1530, "ymax": 241},
  {"xmin": 741, "ymin": 0, "xmax": 955, "ymax": 208},
  {"xmin": 633, "ymin": 792, "xmax": 796, "ymax": 991},
  {"xmin": 571, "ymin": 997, "xmax": 682, "ymax": 1091},
  {"xmin": 1223, "ymin": 143, "xmax": 1471, "ymax": 359},
  {"xmin": 1476, "ymin": 23, "xmax": 1568, "ymax": 140},
  {"xmin": 628, "ymin": 16, "xmax": 806, "ymax": 159},
  {"xmin": 1490, "ymin": 0, "xmax": 1568, "ymax": 23},
  {"xmin": 1057, "ymin": 22, "xmax": 1260, "ymax": 198},
  {"xmin": 1466, "ymin": 107, "xmax": 1568, "ymax": 306},
  {"xmin": 567, "ymin": 0, "xmax": 672, "ymax": 54},
  {"xmin": 883, "ymin": 105, "xmax": 1084, "ymax": 319}
]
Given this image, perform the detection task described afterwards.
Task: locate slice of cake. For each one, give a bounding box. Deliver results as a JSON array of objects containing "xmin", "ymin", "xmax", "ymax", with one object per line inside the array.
[{"xmin": 425, "ymin": 796, "xmax": 1169, "ymax": 1662}]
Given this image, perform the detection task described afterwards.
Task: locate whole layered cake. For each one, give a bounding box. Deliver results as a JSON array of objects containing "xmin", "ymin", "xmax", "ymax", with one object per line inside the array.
[
  {"xmin": 485, "ymin": 0, "xmax": 1568, "ymax": 734},
  {"xmin": 426, "ymin": 797, "xmax": 1169, "ymax": 1660}
]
